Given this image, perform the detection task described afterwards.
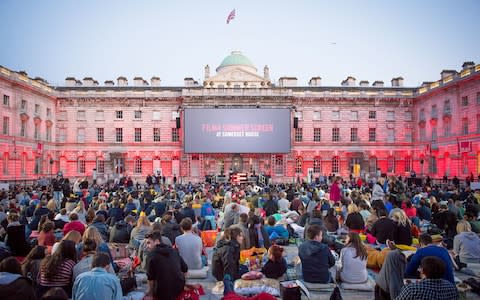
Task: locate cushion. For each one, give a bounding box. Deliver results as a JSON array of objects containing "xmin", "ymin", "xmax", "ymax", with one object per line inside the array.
[
  {"xmin": 302, "ymin": 281, "xmax": 336, "ymax": 292},
  {"xmin": 185, "ymin": 267, "xmax": 209, "ymax": 279},
  {"xmin": 234, "ymin": 278, "xmax": 280, "ymax": 296},
  {"xmin": 341, "ymin": 278, "xmax": 375, "ymax": 291}
]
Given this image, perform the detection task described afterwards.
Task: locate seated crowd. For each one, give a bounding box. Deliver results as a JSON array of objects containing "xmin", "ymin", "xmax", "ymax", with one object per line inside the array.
[{"xmin": 0, "ymin": 173, "xmax": 478, "ymax": 300}]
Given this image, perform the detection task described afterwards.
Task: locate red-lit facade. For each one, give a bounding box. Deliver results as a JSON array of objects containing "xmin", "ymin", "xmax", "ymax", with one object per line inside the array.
[{"xmin": 0, "ymin": 54, "xmax": 479, "ymax": 183}]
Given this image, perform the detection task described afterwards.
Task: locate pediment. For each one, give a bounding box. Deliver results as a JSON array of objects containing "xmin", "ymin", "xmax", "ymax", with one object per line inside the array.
[{"xmin": 207, "ymin": 67, "xmax": 266, "ymax": 83}]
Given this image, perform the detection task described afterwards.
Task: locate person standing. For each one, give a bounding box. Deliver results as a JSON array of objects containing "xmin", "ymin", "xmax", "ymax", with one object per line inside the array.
[
  {"xmin": 72, "ymin": 252, "xmax": 123, "ymax": 300},
  {"xmin": 145, "ymin": 231, "xmax": 188, "ymax": 300}
]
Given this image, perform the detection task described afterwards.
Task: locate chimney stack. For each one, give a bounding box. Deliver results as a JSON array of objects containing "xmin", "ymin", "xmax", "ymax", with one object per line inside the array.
[
  {"xmin": 204, "ymin": 65, "xmax": 210, "ymax": 79},
  {"xmin": 342, "ymin": 76, "xmax": 356, "ymax": 86},
  {"xmin": 65, "ymin": 77, "xmax": 76, "ymax": 87},
  {"xmin": 151, "ymin": 76, "xmax": 161, "ymax": 86},
  {"xmin": 104, "ymin": 80, "xmax": 114, "ymax": 86},
  {"xmin": 359, "ymin": 80, "xmax": 369, "ymax": 87},
  {"xmin": 117, "ymin": 76, "xmax": 128, "ymax": 86},
  {"xmin": 440, "ymin": 70, "xmax": 457, "ymax": 79},
  {"xmin": 308, "ymin": 77, "xmax": 322, "ymax": 87},
  {"xmin": 372, "ymin": 80, "xmax": 384, "ymax": 87},
  {"xmin": 83, "ymin": 77, "xmax": 94, "ymax": 87},
  {"xmin": 184, "ymin": 77, "xmax": 195, "ymax": 87},
  {"xmin": 278, "ymin": 77, "xmax": 298, "ymax": 87},
  {"xmin": 462, "ymin": 61, "xmax": 475, "ymax": 71},
  {"xmin": 391, "ymin": 77, "xmax": 404, "ymax": 87}
]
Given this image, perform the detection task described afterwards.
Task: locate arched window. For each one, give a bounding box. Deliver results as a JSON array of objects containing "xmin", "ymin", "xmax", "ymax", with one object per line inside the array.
[{"xmin": 332, "ymin": 156, "xmax": 339, "ymax": 173}]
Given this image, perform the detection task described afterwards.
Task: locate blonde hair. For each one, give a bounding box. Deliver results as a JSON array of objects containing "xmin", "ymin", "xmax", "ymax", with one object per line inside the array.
[
  {"xmin": 83, "ymin": 226, "xmax": 104, "ymax": 246},
  {"xmin": 347, "ymin": 203, "xmax": 359, "ymax": 214},
  {"xmin": 75, "ymin": 201, "xmax": 85, "ymax": 213},
  {"xmin": 390, "ymin": 208, "xmax": 410, "ymax": 227},
  {"xmin": 63, "ymin": 230, "xmax": 82, "ymax": 244},
  {"xmin": 456, "ymin": 220, "xmax": 472, "ymax": 233},
  {"xmin": 47, "ymin": 199, "xmax": 56, "ymax": 211},
  {"xmin": 137, "ymin": 213, "xmax": 151, "ymax": 228}
]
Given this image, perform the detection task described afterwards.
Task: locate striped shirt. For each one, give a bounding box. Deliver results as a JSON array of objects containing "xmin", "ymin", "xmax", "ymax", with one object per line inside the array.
[{"xmin": 39, "ymin": 258, "xmax": 76, "ymax": 287}]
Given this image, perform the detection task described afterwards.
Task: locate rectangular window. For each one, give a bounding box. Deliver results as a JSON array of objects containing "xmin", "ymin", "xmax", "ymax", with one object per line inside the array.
[
  {"xmin": 59, "ymin": 128, "xmax": 66, "ymax": 142},
  {"xmin": 58, "ymin": 110, "xmax": 67, "ymax": 120},
  {"xmin": 444, "ymin": 100, "xmax": 451, "ymax": 115},
  {"xmin": 116, "ymin": 128, "xmax": 123, "ymax": 142},
  {"xmin": 387, "ymin": 128, "xmax": 395, "ymax": 142},
  {"xmin": 419, "ymin": 109, "xmax": 425, "ymax": 121},
  {"xmin": 444, "ymin": 120, "xmax": 451, "ymax": 137},
  {"xmin": 34, "ymin": 157, "xmax": 42, "ymax": 175},
  {"xmin": 46, "ymin": 125, "xmax": 52, "ymax": 142},
  {"xmin": 313, "ymin": 128, "xmax": 321, "ymax": 142},
  {"xmin": 134, "ymin": 158, "xmax": 142, "ymax": 174},
  {"xmin": 405, "ymin": 111, "xmax": 413, "ymax": 121},
  {"xmin": 387, "ymin": 157, "xmax": 395, "ymax": 173},
  {"xmin": 462, "ymin": 155, "xmax": 468, "ymax": 174},
  {"xmin": 419, "ymin": 127, "xmax": 426, "ymax": 141},
  {"xmin": 3, "ymin": 95, "xmax": 10, "ymax": 106},
  {"xmin": 21, "ymin": 154, "xmax": 26, "ymax": 175},
  {"xmin": 153, "ymin": 128, "xmax": 161, "ymax": 142},
  {"xmin": 96, "ymin": 159, "xmax": 105, "ymax": 174},
  {"xmin": 21, "ymin": 99, "xmax": 27, "ymax": 111},
  {"xmin": 332, "ymin": 128, "xmax": 340, "ymax": 142},
  {"xmin": 135, "ymin": 128, "xmax": 142, "ymax": 142},
  {"xmin": 2, "ymin": 154, "xmax": 8, "ymax": 175},
  {"xmin": 332, "ymin": 156, "xmax": 339, "ymax": 173},
  {"xmin": 313, "ymin": 157, "xmax": 321, "ymax": 173},
  {"xmin": 369, "ymin": 111, "xmax": 376, "ymax": 119},
  {"xmin": 172, "ymin": 128, "xmax": 179, "ymax": 142},
  {"xmin": 97, "ymin": 128, "xmax": 104, "ymax": 142},
  {"xmin": 20, "ymin": 120, "xmax": 27, "ymax": 137},
  {"xmin": 78, "ymin": 159, "xmax": 85, "ymax": 174},
  {"xmin": 134, "ymin": 110, "xmax": 142, "ymax": 119},
  {"xmin": 312, "ymin": 111, "xmax": 321, "ymax": 121},
  {"xmin": 431, "ymin": 105, "xmax": 438, "ymax": 118},
  {"xmin": 432, "ymin": 126, "xmax": 437, "ymax": 140},
  {"xmin": 295, "ymin": 157, "xmax": 302, "ymax": 174},
  {"xmin": 387, "ymin": 111, "xmax": 395, "ymax": 121},
  {"xmin": 429, "ymin": 156, "xmax": 437, "ymax": 174},
  {"xmin": 294, "ymin": 128, "xmax": 303, "ymax": 142},
  {"xmin": 332, "ymin": 111, "xmax": 340, "ymax": 120},
  {"xmin": 152, "ymin": 111, "xmax": 161, "ymax": 120},
  {"xmin": 461, "ymin": 96, "xmax": 469, "ymax": 106},
  {"xmin": 35, "ymin": 104, "xmax": 40, "ymax": 114},
  {"xmin": 405, "ymin": 131, "xmax": 412, "ymax": 142},
  {"xmin": 34, "ymin": 124, "xmax": 40, "ymax": 140},
  {"xmin": 95, "ymin": 110, "xmax": 104, "ymax": 120},
  {"xmin": 77, "ymin": 128, "xmax": 85, "ymax": 143},
  {"xmin": 275, "ymin": 155, "xmax": 284, "ymax": 175},
  {"xmin": 77, "ymin": 110, "xmax": 86, "ymax": 120},
  {"xmin": 369, "ymin": 157, "xmax": 377, "ymax": 173},
  {"xmin": 405, "ymin": 157, "xmax": 412, "ymax": 172},
  {"xmin": 116, "ymin": 111, "xmax": 123, "ymax": 119},
  {"xmin": 369, "ymin": 128, "xmax": 376, "ymax": 142},
  {"xmin": 2, "ymin": 117, "xmax": 9, "ymax": 135},
  {"xmin": 351, "ymin": 111, "xmax": 358, "ymax": 121},
  {"xmin": 462, "ymin": 118, "xmax": 469, "ymax": 135},
  {"xmin": 350, "ymin": 128, "xmax": 358, "ymax": 142},
  {"xmin": 46, "ymin": 108, "xmax": 51, "ymax": 118},
  {"xmin": 477, "ymin": 92, "xmax": 480, "ymax": 105}
]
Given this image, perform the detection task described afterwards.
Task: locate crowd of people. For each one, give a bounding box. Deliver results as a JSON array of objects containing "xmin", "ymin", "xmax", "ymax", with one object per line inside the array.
[{"xmin": 0, "ymin": 173, "xmax": 478, "ymax": 300}]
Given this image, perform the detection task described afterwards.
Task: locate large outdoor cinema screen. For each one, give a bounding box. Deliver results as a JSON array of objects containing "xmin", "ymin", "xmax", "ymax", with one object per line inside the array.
[{"xmin": 184, "ymin": 108, "xmax": 291, "ymax": 153}]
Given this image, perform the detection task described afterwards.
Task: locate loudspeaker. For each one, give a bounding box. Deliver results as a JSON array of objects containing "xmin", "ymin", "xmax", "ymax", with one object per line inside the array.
[
  {"xmin": 176, "ymin": 117, "xmax": 181, "ymax": 128},
  {"xmin": 293, "ymin": 117, "xmax": 298, "ymax": 128}
]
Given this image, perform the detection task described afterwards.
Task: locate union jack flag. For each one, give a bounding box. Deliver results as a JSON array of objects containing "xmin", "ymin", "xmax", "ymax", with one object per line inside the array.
[{"xmin": 226, "ymin": 9, "xmax": 236, "ymax": 24}]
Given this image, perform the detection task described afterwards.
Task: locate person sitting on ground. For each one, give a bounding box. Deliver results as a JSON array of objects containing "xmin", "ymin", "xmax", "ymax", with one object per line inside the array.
[
  {"xmin": 261, "ymin": 244, "xmax": 287, "ymax": 279},
  {"xmin": 54, "ymin": 208, "xmax": 70, "ymax": 229},
  {"xmin": 453, "ymin": 220, "xmax": 480, "ymax": 264},
  {"xmin": 465, "ymin": 211, "xmax": 480, "ymax": 233},
  {"xmin": 324, "ymin": 208, "xmax": 339, "ymax": 234},
  {"xmin": 211, "ymin": 227, "xmax": 245, "ymax": 281},
  {"xmin": 247, "ymin": 215, "xmax": 270, "ymax": 249},
  {"xmin": 374, "ymin": 247, "xmax": 406, "ymax": 300},
  {"xmin": 390, "ymin": 208, "xmax": 412, "ymax": 246},
  {"xmin": 431, "ymin": 203, "xmax": 457, "ymax": 239},
  {"xmin": 88, "ymin": 214, "xmax": 109, "ymax": 242},
  {"xmin": 63, "ymin": 213, "xmax": 85, "ymax": 236},
  {"xmin": 405, "ymin": 233, "xmax": 455, "ymax": 284},
  {"xmin": 175, "ymin": 217, "xmax": 203, "ymax": 270},
  {"xmin": 38, "ymin": 220, "xmax": 56, "ymax": 247},
  {"xmin": 298, "ymin": 224, "xmax": 335, "ymax": 283},
  {"xmin": 38, "ymin": 240, "xmax": 78, "ymax": 297},
  {"xmin": 107, "ymin": 200, "xmax": 124, "ymax": 225},
  {"xmin": 109, "ymin": 215, "xmax": 134, "ymax": 243},
  {"xmin": 78, "ymin": 227, "xmax": 113, "ymax": 265},
  {"xmin": 0, "ymin": 256, "xmax": 36, "ymax": 300},
  {"xmin": 52, "ymin": 229, "xmax": 82, "ymax": 254},
  {"xmin": 265, "ymin": 216, "xmax": 289, "ymax": 241},
  {"xmin": 145, "ymin": 230, "xmax": 188, "ymax": 300},
  {"xmin": 181, "ymin": 202, "xmax": 196, "ymax": 224},
  {"xmin": 21, "ymin": 245, "xmax": 47, "ymax": 288},
  {"xmin": 345, "ymin": 203, "xmax": 365, "ymax": 233},
  {"xmin": 95, "ymin": 203, "xmax": 108, "ymax": 221},
  {"xmin": 232, "ymin": 213, "xmax": 250, "ymax": 250},
  {"xmin": 338, "ymin": 232, "xmax": 368, "ymax": 284},
  {"xmin": 137, "ymin": 222, "xmax": 172, "ymax": 272},
  {"xmin": 395, "ymin": 256, "xmax": 458, "ymax": 300},
  {"xmin": 5, "ymin": 212, "xmax": 31, "ymax": 256},
  {"xmin": 371, "ymin": 208, "xmax": 396, "ymax": 244},
  {"xmin": 359, "ymin": 201, "xmax": 372, "ymax": 223},
  {"xmin": 129, "ymin": 212, "xmax": 151, "ymax": 248},
  {"xmin": 72, "ymin": 252, "xmax": 123, "ymax": 300},
  {"xmin": 160, "ymin": 212, "xmax": 182, "ymax": 245},
  {"xmin": 73, "ymin": 238, "xmax": 115, "ymax": 280},
  {"xmin": 416, "ymin": 199, "xmax": 432, "ymax": 222},
  {"xmin": 42, "ymin": 287, "xmax": 69, "ymax": 300}
]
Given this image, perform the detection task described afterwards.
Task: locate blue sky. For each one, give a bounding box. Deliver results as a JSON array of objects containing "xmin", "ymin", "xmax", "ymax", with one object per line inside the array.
[{"xmin": 0, "ymin": 0, "xmax": 479, "ymax": 87}]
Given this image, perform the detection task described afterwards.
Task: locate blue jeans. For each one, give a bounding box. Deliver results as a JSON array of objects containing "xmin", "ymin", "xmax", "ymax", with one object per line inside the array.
[{"xmin": 53, "ymin": 191, "xmax": 63, "ymax": 209}]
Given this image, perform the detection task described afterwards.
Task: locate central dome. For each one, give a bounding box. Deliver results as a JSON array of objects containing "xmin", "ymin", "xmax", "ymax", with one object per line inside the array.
[{"xmin": 216, "ymin": 51, "xmax": 257, "ymax": 73}]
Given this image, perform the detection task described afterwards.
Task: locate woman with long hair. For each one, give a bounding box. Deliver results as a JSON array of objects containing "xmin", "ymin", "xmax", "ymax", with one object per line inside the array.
[
  {"xmin": 72, "ymin": 201, "xmax": 87, "ymax": 224},
  {"xmin": 338, "ymin": 232, "xmax": 368, "ymax": 283},
  {"xmin": 38, "ymin": 220, "xmax": 56, "ymax": 247},
  {"xmin": 345, "ymin": 203, "xmax": 365, "ymax": 233},
  {"xmin": 324, "ymin": 207, "xmax": 339, "ymax": 234},
  {"xmin": 38, "ymin": 240, "xmax": 77, "ymax": 297},
  {"xmin": 211, "ymin": 227, "xmax": 245, "ymax": 281},
  {"xmin": 21, "ymin": 245, "xmax": 47, "ymax": 286},
  {"xmin": 79, "ymin": 227, "xmax": 112, "ymax": 262},
  {"xmin": 390, "ymin": 208, "xmax": 412, "ymax": 246},
  {"xmin": 52, "ymin": 230, "xmax": 82, "ymax": 254},
  {"xmin": 247, "ymin": 215, "xmax": 270, "ymax": 249},
  {"xmin": 130, "ymin": 212, "xmax": 151, "ymax": 247}
]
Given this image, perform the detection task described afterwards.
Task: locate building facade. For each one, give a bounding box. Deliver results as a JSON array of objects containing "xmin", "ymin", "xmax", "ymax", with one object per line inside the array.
[{"xmin": 1, "ymin": 52, "xmax": 479, "ymax": 183}]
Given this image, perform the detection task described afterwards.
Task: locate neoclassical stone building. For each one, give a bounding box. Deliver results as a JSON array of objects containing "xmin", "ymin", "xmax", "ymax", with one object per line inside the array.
[{"xmin": 0, "ymin": 51, "xmax": 479, "ymax": 183}]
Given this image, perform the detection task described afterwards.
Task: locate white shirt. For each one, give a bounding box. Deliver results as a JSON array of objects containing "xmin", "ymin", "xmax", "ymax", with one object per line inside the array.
[{"xmin": 278, "ymin": 198, "xmax": 290, "ymax": 212}]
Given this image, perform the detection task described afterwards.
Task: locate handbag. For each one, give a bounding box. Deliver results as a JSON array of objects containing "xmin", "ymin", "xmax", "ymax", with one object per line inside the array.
[
  {"xmin": 329, "ymin": 286, "xmax": 343, "ymax": 300},
  {"xmin": 119, "ymin": 270, "xmax": 137, "ymax": 295},
  {"xmin": 280, "ymin": 281, "xmax": 301, "ymax": 300}
]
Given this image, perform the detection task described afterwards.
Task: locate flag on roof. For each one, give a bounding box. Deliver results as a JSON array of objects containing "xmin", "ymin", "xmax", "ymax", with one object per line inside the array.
[{"xmin": 226, "ymin": 9, "xmax": 236, "ymax": 24}]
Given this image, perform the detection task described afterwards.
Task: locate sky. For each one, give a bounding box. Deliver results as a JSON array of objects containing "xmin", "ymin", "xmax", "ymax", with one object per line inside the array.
[{"xmin": 0, "ymin": 0, "xmax": 479, "ymax": 87}]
